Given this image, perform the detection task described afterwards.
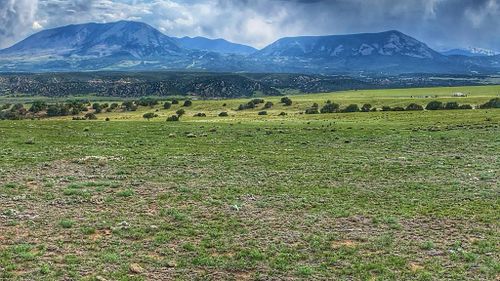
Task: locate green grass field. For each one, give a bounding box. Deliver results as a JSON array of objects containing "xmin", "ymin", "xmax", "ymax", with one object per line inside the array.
[{"xmin": 0, "ymin": 86, "xmax": 499, "ymax": 280}]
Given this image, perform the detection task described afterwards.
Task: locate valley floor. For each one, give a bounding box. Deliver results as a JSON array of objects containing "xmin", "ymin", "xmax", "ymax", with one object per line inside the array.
[{"xmin": 0, "ymin": 89, "xmax": 499, "ymax": 280}]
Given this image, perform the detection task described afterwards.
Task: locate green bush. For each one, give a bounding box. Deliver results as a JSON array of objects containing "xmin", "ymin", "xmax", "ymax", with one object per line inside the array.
[
  {"xmin": 258, "ymin": 111, "xmax": 267, "ymax": 115},
  {"xmin": 444, "ymin": 102, "xmax": 459, "ymax": 110},
  {"xmin": 281, "ymin": 97, "xmax": 292, "ymax": 106},
  {"xmin": 343, "ymin": 104, "xmax": 360, "ymax": 113},
  {"xmin": 305, "ymin": 108, "xmax": 320, "ymax": 114},
  {"xmin": 426, "ymin": 101, "xmax": 444, "ymax": 110},
  {"xmin": 406, "ymin": 103, "xmax": 424, "ymax": 111},
  {"xmin": 320, "ymin": 101, "xmax": 340, "ymax": 113},
  {"xmin": 479, "ymin": 98, "xmax": 500, "ymax": 109},
  {"xmin": 459, "ymin": 104, "xmax": 473, "ymax": 109},
  {"xmin": 176, "ymin": 109, "xmax": 186, "ymax": 117},
  {"xmin": 361, "ymin": 104, "xmax": 372, "ymax": 112},
  {"xmin": 84, "ymin": 113, "xmax": 97, "ymax": 120},
  {"xmin": 219, "ymin": 112, "xmax": 229, "ymax": 117},
  {"xmin": 166, "ymin": 115, "xmax": 179, "ymax": 122},
  {"xmin": 143, "ymin": 113, "xmax": 156, "ymax": 120},
  {"xmin": 183, "ymin": 100, "xmax": 193, "ymax": 107},
  {"xmin": 264, "ymin": 101, "xmax": 274, "ymax": 109},
  {"xmin": 194, "ymin": 113, "xmax": 206, "ymax": 117},
  {"xmin": 163, "ymin": 102, "xmax": 172, "ymax": 109}
]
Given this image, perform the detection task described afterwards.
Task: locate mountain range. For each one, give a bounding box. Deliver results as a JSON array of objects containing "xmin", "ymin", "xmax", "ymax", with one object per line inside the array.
[{"xmin": 0, "ymin": 20, "xmax": 499, "ymax": 74}]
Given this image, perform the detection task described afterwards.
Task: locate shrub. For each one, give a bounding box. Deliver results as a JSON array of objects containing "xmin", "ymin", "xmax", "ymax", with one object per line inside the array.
[
  {"xmin": 122, "ymin": 101, "xmax": 137, "ymax": 111},
  {"xmin": 343, "ymin": 104, "xmax": 360, "ymax": 113},
  {"xmin": 176, "ymin": 109, "xmax": 186, "ymax": 117},
  {"xmin": 171, "ymin": 99, "xmax": 179, "ymax": 105},
  {"xmin": 105, "ymin": 117, "xmax": 110, "ymax": 121},
  {"xmin": 361, "ymin": 104, "xmax": 372, "ymax": 112},
  {"xmin": 444, "ymin": 102, "xmax": 459, "ymax": 110},
  {"xmin": 110, "ymin": 103, "xmax": 119, "ymax": 110},
  {"xmin": 143, "ymin": 112, "xmax": 156, "ymax": 120},
  {"xmin": 264, "ymin": 101, "xmax": 274, "ymax": 109},
  {"xmin": 163, "ymin": 102, "xmax": 172, "ymax": 109},
  {"xmin": 137, "ymin": 98, "xmax": 159, "ymax": 107},
  {"xmin": 406, "ymin": 103, "xmax": 424, "ymax": 111},
  {"xmin": 238, "ymin": 102, "xmax": 256, "ymax": 110},
  {"xmin": 479, "ymin": 98, "xmax": 500, "ymax": 109},
  {"xmin": 381, "ymin": 106, "xmax": 392, "ymax": 111},
  {"xmin": 219, "ymin": 112, "xmax": 229, "ymax": 117},
  {"xmin": 183, "ymin": 100, "xmax": 193, "ymax": 107},
  {"xmin": 305, "ymin": 108, "xmax": 320, "ymax": 114},
  {"xmin": 250, "ymin": 99, "xmax": 265, "ymax": 105},
  {"xmin": 281, "ymin": 97, "xmax": 292, "ymax": 106},
  {"xmin": 166, "ymin": 115, "xmax": 179, "ymax": 122},
  {"xmin": 92, "ymin": 103, "xmax": 102, "ymax": 113},
  {"xmin": 258, "ymin": 111, "xmax": 267, "ymax": 115},
  {"xmin": 194, "ymin": 113, "xmax": 206, "ymax": 117},
  {"xmin": 29, "ymin": 101, "xmax": 47, "ymax": 113},
  {"xmin": 426, "ymin": 101, "xmax": 443, "ymax": 110},
  {"xmin": 84, "ymin": 113, "xmax": 97, "ymax": 120},
  {"xmin": 278, "ymin": 112, "xmax": 287, "ymax": 116},
  {"xmin": 391, "ymin": 107, "xmax": 405, "ymax": 111},
  {"xmin": 459, "ymin": 104, "xmax": 473, "ymax": 109},
  {"xmin": 320, "ymin": 102, "xmax": 340, "ymax": 114}
]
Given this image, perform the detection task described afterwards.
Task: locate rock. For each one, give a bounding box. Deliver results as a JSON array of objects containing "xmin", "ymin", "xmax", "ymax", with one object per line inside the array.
[
  {"xmin": 168, "ymin": 133, "xmax": 176, "ymax": 138},
  {"xmin": 96, "ymin": 276, "xmax": 108, "ymax": 281},
  {"xmin": 129, "ymin": 263, "xmax": 144, "ymax": 274},
  {"xmin": 187, "ymin": 133, "xmax": 197, "ymax": 138}
]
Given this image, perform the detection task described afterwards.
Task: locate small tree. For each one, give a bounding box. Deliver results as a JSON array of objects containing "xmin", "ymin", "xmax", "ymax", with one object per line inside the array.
[
  {"xmin": 84, "ymin": 113, "xmax": 97, "ymax": 120},
  {"xmin": 361, "ymin": 104, "xmax": 372, "ymax": 112},
  {"xmin": 143, "ymin": 112, "xmax": 156, "ymax": 121},
  {"xmin": 305, "ymin": 108, "xmax": 320, "ymax": 114},
  {"xmin": 479, "ymin": 98, "xmax": 500, "ymax": 109},
  {"xmin": 320, "ymin": 102, "xmax": 340, "ymax": 114},
  {"xmin": 264, "ymin": 101, "xmax": 274, "ymax": 109},
  {"xmin": 176, "ymin": 109, "xmax": 186, "ymax": 117},
  {"xmin": 166, "ymin": 115, "xmax": 179, "ymax": 122},
  {"xmin": 183, "ymin": 100, "xmax": 193, "ymax": 107},
  {"xmin": 92, "ymin": 103, "xmax": 102, "ymax": 113},
  {"xmin": 426, "ymin": 101, "xmax": 443, "ymax": 110},
  {"xmin": 29, "ymin": 101, "xmax": 47, "ymax": 113},
  {"xmin": 444, "ymin": 102, "xmax": 459, "ymax": 110},
  {"xmin": 163, "ymin": 102, "xmax": 172, "ymax": 109},
  {"xmin": 406, "ymin": 103, "xmax": 424, "ymax": 111},
  {"xmin": 281, "ymin": 97, "xmax": 292, "ymax": 106},
  {"xmin": 343, "ymin": 104, "xmax": 360, "ymax": 113}
]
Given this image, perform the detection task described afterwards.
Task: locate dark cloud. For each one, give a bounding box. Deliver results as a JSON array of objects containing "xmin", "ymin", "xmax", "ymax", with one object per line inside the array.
[{"xmin": 0, "ymin": 0, "xmax": 499, "ymax": 51}]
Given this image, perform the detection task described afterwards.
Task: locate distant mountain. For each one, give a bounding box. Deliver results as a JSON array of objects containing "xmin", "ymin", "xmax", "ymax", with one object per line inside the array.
[
  {"xmin": 250, "ymin": 30, "xmax": 464, "ymax": 73},
  {"xmin": 441, "ymin": 47, "xmax": 499, "ymax": 57},
  {"xmin": 256, "ymin": 30, "xmax": 440, "ymax": 59},
  {"xmin": 0, "ymin": 21, "xmax": 183, "ymax": 59},
  {"xmin": 174, "ymin": 36, "xmax": 256, "ymax": 55},
  {"xmin": 0, "ymin": 22, "xmax": 498, "ymax": 74}
]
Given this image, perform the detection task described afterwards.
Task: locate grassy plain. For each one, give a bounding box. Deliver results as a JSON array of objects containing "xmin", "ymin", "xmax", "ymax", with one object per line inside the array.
[{"xmin": 0, "ymin": 86, "xmax": 499, "ymax": 280}]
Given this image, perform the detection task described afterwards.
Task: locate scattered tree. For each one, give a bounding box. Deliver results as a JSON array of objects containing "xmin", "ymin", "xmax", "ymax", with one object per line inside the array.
[
  {"xmin": 426, "ymin": 101, "xmax": 444, "ymax": 110},
  {"xmin": 143, "ymin": 112, "xmax": 156, "ymax": 121},
  {"xmin": 406, "ymin": 103, "xmax": 424, "ymax": 111}
]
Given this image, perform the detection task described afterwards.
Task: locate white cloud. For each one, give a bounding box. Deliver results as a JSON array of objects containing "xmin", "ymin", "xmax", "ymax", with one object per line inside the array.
[{"xmin": 0, "ymin": 0, "xmax": 499, "ymax": 50}]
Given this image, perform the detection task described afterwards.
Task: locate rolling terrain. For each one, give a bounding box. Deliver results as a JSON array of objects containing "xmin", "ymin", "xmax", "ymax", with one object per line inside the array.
[{"xmin": 0, "ymin": 86, "xmax": 499, "ymax": 280}]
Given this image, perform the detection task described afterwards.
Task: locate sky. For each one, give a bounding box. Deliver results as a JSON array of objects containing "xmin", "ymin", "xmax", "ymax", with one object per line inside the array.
[{"xmin": 0, "ymin": 0, "xmax": 499, "ymax": 50}]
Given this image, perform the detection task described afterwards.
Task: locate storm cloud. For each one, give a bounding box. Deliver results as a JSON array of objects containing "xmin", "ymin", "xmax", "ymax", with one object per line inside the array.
[{"xmin": 0, "ymin": 0, "xmax": 498, "ymax": 51}]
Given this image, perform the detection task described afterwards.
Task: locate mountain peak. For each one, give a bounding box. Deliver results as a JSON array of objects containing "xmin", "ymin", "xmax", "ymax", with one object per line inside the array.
[{"xmin": 256, "ymin": 30, "xmax": 439, "ymax": 59}]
